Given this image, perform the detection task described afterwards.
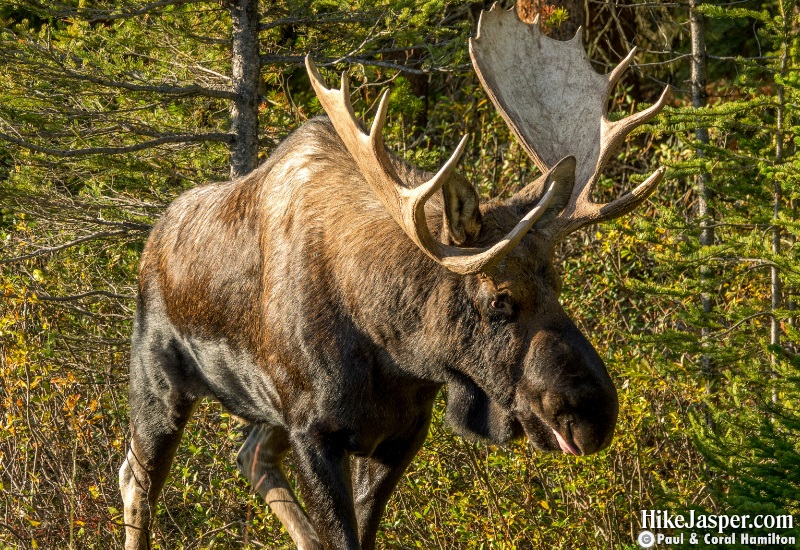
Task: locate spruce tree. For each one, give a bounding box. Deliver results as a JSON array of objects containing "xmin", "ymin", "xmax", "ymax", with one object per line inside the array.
[{"xmin": 640, "ymin": 0, "xmax": 800, "ymax": 540}]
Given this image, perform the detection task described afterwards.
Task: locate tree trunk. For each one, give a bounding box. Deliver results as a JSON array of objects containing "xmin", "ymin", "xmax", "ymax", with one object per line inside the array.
[
  {"xmin": 690, "ymin": 0, "xmax": 714, "ymax": 426},
  {"xmin": 771, "ymin": 0, "xmax": 789, "ymax": 403},
  {"xmin": 229, "ymin": 0, "xmax": 261, "ymax": 178}
]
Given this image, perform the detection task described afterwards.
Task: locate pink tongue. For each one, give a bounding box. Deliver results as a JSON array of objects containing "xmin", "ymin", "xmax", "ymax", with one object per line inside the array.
[{"xmin": 552, "ymin": 428, "xmax": 579, "ymax": 455}]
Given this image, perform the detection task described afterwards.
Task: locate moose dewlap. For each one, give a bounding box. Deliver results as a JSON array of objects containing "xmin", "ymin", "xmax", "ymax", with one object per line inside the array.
[{"xmin": 119, "ymin": 5, "xmax": 667, "ymax": 550}]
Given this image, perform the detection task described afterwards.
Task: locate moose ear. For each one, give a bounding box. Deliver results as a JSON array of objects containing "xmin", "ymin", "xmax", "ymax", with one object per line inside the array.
[
  {"xmin": 507, "ymin": 156, "xmax": 576, "ymax": 230},
  {"xmin": 441, "ymin": 173, "xmax": 482, "ymax": 246}
]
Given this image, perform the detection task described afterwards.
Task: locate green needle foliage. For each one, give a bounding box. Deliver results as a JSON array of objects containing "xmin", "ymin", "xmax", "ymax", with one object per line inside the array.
[
  {"xmin": 699, "ymin": 0, "xmax": 800, "ymax": 539},
  {"xmin": 639, "ymin": 0, "xmax": 800, "ymax": 546}
]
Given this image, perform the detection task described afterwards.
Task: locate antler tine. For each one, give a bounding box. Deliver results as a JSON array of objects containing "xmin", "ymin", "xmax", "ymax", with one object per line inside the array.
[
  {"xmin": 470, "ymin": 5, "xmax": 668, "ymax": 241},
  {"xmin": 603, "ymin": 86, "xmax": 670, "ymax": 157},
  {"xmin": 305, "ymin": 55, "xmax": 561, "ymax": 274},
  {"xmin": 595, "ymin": 166, "xmax": 665, "ymax": 221},
  {"xmin": 370, "ymin": 89, "xmax": 390, "ymax": 141},
  {"xmin": 607, "ymin": 47, "xmax": 637, "ymax": 91},
  {"xmin": 559, "ymin": 86, "xmax": 669, "ymax": 236}
]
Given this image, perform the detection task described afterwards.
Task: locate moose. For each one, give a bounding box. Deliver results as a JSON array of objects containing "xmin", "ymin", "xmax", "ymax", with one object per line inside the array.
[{"xmin": 119, "ymin": 5, "xmax": 668, "ymax": 550}]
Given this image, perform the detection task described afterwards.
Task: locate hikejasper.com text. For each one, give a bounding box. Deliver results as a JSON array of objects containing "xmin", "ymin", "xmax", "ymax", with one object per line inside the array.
[{"xmin": 641, "ymin": 509, "xmax": 794, "ymax": 534}]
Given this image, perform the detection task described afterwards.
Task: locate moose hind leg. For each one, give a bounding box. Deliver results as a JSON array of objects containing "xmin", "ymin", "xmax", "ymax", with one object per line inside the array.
[{"xmin": 237, "ymin": 424, "xmax": 322, "ymax": 550}]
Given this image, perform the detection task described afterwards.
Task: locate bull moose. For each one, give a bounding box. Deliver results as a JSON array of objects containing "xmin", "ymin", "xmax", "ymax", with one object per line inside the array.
[{"xmin": 119, "ymin": 5, "xmax": 668, "ymax": 549}]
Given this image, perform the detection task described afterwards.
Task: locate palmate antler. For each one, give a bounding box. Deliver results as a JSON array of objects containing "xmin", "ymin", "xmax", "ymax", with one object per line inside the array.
[
  {"xmin": 305, "ymin": 56, "xmax": 562, "ymax": 275},
  {"xmin": 469, "ymin": 4, "xmax": 669, "ymax": 240},
  {"xmin": 305, "ymin": 5, "xmax": 666, "ymax": 271}
]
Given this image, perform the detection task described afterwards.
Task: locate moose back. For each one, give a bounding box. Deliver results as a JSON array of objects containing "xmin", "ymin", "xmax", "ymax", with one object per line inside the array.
[{"xmin": 119, "ymin": 6, "xmax": 667, "ymax": 550}]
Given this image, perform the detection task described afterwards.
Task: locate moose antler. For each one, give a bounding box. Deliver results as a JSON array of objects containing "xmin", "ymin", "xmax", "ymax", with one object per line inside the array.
[
  {"xmin": 305, "ymin": 56, "xmax": 561, "ymax": 275},
  {"xmin": 469, "ymin": 5, "xmax": 668, "ymax": 240}
]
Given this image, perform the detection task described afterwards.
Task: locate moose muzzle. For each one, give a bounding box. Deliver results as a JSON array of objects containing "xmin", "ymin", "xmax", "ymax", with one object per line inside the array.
[{"xmin": 515, "ymin": 319, "xmax": 619, "ymax": 456}]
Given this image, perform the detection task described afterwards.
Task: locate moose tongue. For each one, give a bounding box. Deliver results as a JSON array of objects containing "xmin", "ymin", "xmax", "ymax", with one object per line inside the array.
[{"xmin": 552, "ymin": 428, "xmax": 580, "ymax": 455}]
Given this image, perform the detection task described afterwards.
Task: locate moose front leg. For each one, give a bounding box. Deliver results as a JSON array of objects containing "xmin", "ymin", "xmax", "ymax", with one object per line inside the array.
[
  {"xmin": 290, "ymin": 431, "xmax": 361, "ymax": 549},
  {"xmin": 237, "ymin": 424, "xmax": 322, "ymax": 550},
  {"xmin": 351, "ymin": 412, "xmax": 432, "ymax": 550}
]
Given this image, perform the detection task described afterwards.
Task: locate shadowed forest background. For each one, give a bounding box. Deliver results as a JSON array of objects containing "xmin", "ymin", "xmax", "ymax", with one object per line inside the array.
[{"xmin": 1, "ymin": 0, "xmax": 799, "ymax": 548}]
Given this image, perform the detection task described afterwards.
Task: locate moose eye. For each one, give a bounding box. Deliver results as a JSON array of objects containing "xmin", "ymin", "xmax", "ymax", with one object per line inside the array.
[{"xmin": 488, "ymin": 293, "xmax": 514, "ymax": 317}]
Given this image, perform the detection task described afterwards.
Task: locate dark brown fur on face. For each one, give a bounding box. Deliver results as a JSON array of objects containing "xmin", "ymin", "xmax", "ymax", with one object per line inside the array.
[{"xmin": 120, "ymin": 118, "xmax": 617, "ymax": 550}]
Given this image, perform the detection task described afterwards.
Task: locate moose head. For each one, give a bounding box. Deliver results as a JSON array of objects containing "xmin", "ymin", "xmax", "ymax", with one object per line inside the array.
[{"xmin": 120, "ymin": 5, "xmax": 667, "ymax": 550}]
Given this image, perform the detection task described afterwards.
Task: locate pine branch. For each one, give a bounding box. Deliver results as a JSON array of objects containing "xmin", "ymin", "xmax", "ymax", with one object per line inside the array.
[
  {"xmin": 1, "ymin": 36, "xmax": 235, "ymax": 101},
  {"xmin": 18, "ymin": 0, "xmax": 210, "ymax": 23}
]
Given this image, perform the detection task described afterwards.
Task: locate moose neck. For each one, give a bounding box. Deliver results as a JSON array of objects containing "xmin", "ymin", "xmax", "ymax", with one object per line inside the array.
[{"xmin": 378, "ymin": 245, "xmax": 523, "ymax": 395}]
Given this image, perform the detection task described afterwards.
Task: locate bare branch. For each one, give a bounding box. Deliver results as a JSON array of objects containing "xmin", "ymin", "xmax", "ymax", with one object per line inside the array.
[
  {"xmin": 0, "ymin": 522, "xmax": 30, "ymax": 544},
  {"xmin": 1, "ymin": 230, "xmax": 148, "ymax": 265},
  {"xmin": 56, "ymin": 68, "xmax": 237, "ymax": 101},
  {"xmin": 713, "ymin": 311, "xmax": 772, "ymax": 338},
  {"xmin": 260, "ymin": 12, "xmax": 378, "ymax": 31},
  {"xmin": 0, "ymin": 130, "xmax": 232, "ymax": 158},
  {"xmin": 36, "ymin": 290, "xmax": 136, "ymax": 302},
  {"xmin": 262, "ymin": 55, "xmax": 444, "ymax": 75}
]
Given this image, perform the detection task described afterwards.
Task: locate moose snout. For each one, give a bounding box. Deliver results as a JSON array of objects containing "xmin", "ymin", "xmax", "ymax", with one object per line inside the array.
[
  {"xmin": 522, "ymin": 324, "xmax": 619, "ymax": 456},
  {"xmin": 545, "ymin": 380, "xmax": 618, "ymax": 456}
]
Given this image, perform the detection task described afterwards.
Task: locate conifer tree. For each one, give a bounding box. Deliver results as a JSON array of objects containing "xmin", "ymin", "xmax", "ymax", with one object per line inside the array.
[
  {"xmin": 641, "ymin": 0, "xmax": 800, "ymax": 532},
  {"xmin": 696, "ymin": 0, "xmax": 800, "ymax": 530},
  {"xmin": 3, "ymin": 1, "xmax": 797, "ymax": 547}
]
